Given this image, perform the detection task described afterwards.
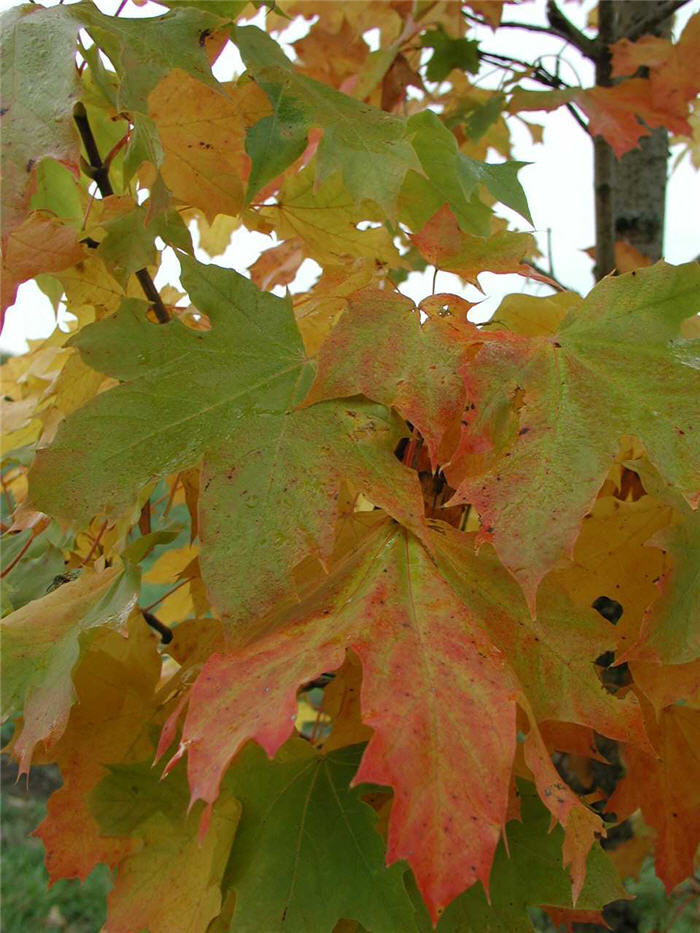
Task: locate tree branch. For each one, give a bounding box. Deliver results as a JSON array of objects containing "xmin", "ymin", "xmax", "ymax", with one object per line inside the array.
[
  {"xmin": 73, "ymin": 102, "xmax": 169, "ymax": 324},
  {"xmin": 624, "ymin": 0, "xmax": 690, "ymax": 43},
  {"xmin": 546, "ymin": 0, "xmax": 598, "ymax": 59}
]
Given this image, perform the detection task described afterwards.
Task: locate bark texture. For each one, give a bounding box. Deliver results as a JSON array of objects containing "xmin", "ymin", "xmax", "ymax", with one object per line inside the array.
[{"xmin": 594, "ymin": 0, "xmax": 674, "ymax": 279}]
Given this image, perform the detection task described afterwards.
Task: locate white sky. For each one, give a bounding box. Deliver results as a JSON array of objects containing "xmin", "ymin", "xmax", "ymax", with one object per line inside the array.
[{"xmin": 1, "ymin": 0, "xmax": 698, "ymax": 355}]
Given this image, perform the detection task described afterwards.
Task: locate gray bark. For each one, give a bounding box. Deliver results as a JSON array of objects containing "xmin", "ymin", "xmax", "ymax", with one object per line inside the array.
[{"xmin": 594, "ymin": 1, "xmax": 675, "ymax": 279}]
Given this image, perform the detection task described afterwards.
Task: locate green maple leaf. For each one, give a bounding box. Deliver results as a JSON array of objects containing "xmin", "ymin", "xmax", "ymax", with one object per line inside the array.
[
  {"xmin": 0, "ymin": 3, "xmax": 82, "ymax": 239},
  {"xmin": 96, "ymin": 202, "xmax": 192, "ymax": 289},
  {"xmin": 446, "ymin": 261, "xmax": 700, "ymax": 608},
  {"xmin": 235, "ymin": 25, "xmax": 421, "ymax": 214},
  {"xmin": 29, "ymin": 255, "xmax": 425, "ymax": 624},
  {"xmin": 0, "ymin": 565, "xmax": 138, "ymax": 774},
  {"xmin": 401, "ymin": 111, "xmax": 532, "ymax": 235},
  {"xmin": 221, "ymin": 740, "xmax": 417, "ymax": 933},
  {"xmin": 420, "ymin": 27, "xmax": 480, "ymax": 83},
  {"xmin": 75, "ymin": 3, "xmax": 225, "ymax": 115}
]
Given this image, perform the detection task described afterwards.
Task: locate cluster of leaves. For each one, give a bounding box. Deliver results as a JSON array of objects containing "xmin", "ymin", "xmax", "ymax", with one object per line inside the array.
[{"xmin": 1, "ymin": 2, "xmax": 699, "ymax": 931}]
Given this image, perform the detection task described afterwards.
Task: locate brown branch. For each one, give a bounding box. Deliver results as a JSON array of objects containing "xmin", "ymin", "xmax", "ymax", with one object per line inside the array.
[
  {"xmin": 624, "ymin": 0, "xmax": 690, "ymax": 43},
  {"xmin": 72, "ymin": 102, "xmax": 169, "ymax": 324},
  {"xmin": 546, "ymin": 0, "xmax": 597, "ymax": 60},
  {"xmin": 479, "ymin": 51, "xmax": 590, "ymax": 134}
]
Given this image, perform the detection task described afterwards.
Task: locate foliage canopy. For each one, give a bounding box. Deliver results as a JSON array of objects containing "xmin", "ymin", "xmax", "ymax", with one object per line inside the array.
[{"xmin": 1, "ymin": 1, "xmax": 699, "ymax": 931}]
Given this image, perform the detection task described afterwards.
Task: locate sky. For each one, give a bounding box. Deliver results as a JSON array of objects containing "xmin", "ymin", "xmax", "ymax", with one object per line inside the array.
[{"xmin": 1, "ymin": 0, "xmax": 698, "ymax": 355}]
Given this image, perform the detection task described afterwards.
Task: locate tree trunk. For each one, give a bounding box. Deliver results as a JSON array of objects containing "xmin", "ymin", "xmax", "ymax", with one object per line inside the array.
[{"xmin": 594, "ymin": 1, "xmax": 674, "ymax": 280}]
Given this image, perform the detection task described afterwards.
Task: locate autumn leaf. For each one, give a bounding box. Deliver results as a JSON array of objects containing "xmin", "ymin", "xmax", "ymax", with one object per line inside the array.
[
  {"xmin": 0, "ymin": 3, "xmax": 82, "ymax": 241},
  {"xmin": 147, "ymin": 71, "xmax": 269, "ymax": 221},
  {"xmin": 411, "ymin": 205, "xmax": 536, "ymax": 286},
  {"xmin": 163, "ymin": 522, "xmax": 517, "ymax": 921},
  {"xmin": 1, "ymin": 565, "xmax": 138, "ymax": 774},
  {"xmin": 629, "ymin": 509, "xmax": 700, "ymax": 664},
  {"xmin": 304, "ymin": 287, "xmax": 479, "ymax": 465},
  {"xmin": 431, "ymin": 523, "xmax": 649, "ymax": 751},
  {"xmin": 2, "ymin": 207, "xmax": 86, "ymax": 327},
  {"xmin": 608, "ymin": 703, "xmax": 700, "ymax": 890},
  {"xmin": 413, "ymin": 783, "xmax": 624, "ymax": 932},
  {"xmin": 257, "ymin": 167, "xmax": 403, "ymax": 268},
  {"xmin": 444, "ymin": 261, "xmax": 700, "ymax": 608},
  {"xmin": 235, "ymin": 25, "xmax": 421, "ymax": 214},
  {"xmin": 35, "ymin": 616, "xmax": 160, "ymax": 881},
  {"xmin": 91, "ymin": 757, "xmax": 240, "ymax": 933},
  {"xmin": 28, "ymin": 255, "xmax": 426, "ymax": 623}
]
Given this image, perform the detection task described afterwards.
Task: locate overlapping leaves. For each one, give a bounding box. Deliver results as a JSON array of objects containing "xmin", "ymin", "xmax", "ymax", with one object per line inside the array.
[{"xmin": 2, "ymin": 3, "xmax": 699, "ymax": 931}]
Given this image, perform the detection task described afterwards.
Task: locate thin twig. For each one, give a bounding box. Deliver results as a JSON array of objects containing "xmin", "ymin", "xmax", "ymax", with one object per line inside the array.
[
  {"xmin": 565, "ymin": 101, "xmax": 589, "ymax": 133},
  {"xmin": 72, "ymin": 102, "xmax": 169, "ymax": 324},
  {"xmin": 546, "ymin": 0, "xmax": 597, "ymax": 59}
]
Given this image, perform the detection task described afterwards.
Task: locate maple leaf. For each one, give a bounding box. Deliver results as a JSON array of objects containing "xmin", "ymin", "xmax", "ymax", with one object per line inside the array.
[
  {"xmin": 400, "ymin": 111, "xmax": 531, "ymax": 236},
  {"xmin": 608, "ymin": 703, "xmax": 700, "ymax": 890},
  {"xmin": 1, "ymin": 529, "xmax": 65, "ymax": 615},
  {"xmin": 94, "ymin": 198, "xmax": 192, "ymax": 289},
  {"xmin": 0, "ymin": 565, "xmax": 138, "ymax": 774},
  {"xmin": 257, "ymin": 167, "xmax": 403, "ymax": 268},
  {"xmin": 147, "ymin": 71, "xmax": 269, "ymax": 221},
  {"xmin": 549, "ymin": 494, "xmax": 673, "ymax": 654},
  {"xmin": 444, "ymin": 261, "xmax": 700, "ymax": 608},
  {"xmin": 28, "ymin": 255, "xmax": 426, "ymax": 623},
  {"xmin": 576, "ymin": 81, "xmax": 692, "ymax": 158},
  {"xmin": 220, "ymin": 740, "xmax": 416, "ymax": 932},
  {"xmin": 162, "ymin": 521, "xmax": 517, "ymax": 921},
  {"xmin": 249, "ymin": 239, "xmax": 306, "ymax": 292},
  {"xmin": 35, "ymin": 616, "xmax": 160, "ymax": 881},
  {"xmin": 631, "ymin": 658, "xmax": 700, "ymax": 715},
  {"xmin": 0, "ymin": 3, "xmax": 82, "ymax": 241},
  {"xmin": 431, "ymin": 523, "xmax": 649, "ymax": 750},
  {"xmin": 235, "ymin": 25, "xmax": 421, "ymax": 214},
  {"xmin": 411, "ymin": 205, "xmax": 536, "ymax": 287},
  {"xmin": 304, "ymin": 287, "xmax": 479, "ymax": 466},
  {"xmin": 91, "ymin": 758, "xmax": 239, "ymax": 933},
  {"xmin": 73, "ymin": 2, "xmax": 230, "ymax": 180},
  {"xmin": 413, "ymin": 783, "xmax": 624, "ymax": 932},
  {"xmin": 611, "ymin": 14, "xmax": 700, "ymax": 129},
  {"xmin": 630, "ymin": 509, "xmax": 700, "ymax": 664}
]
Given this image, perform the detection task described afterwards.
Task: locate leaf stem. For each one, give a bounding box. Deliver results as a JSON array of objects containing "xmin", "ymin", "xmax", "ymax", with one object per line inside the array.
[
  {"xmin": 141, "ymin": 609, "xmax": 174, "ymax": 644},
  {"xmin": 72, "ymin": 102, "xmax": 170, "ymax": 324},
  {"xmin": 81, "ymin": 518, "xmax": 108, "ymax": 565},
  {"xmin": 142, "ymin": 577, "xmax": 189, "ymax": 613}
]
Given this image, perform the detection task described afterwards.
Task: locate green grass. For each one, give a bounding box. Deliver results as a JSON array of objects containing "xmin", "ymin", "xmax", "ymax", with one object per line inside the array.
[{"xmin": 1, "ymin": 790, "xmax": 111, "ymax": 933}]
